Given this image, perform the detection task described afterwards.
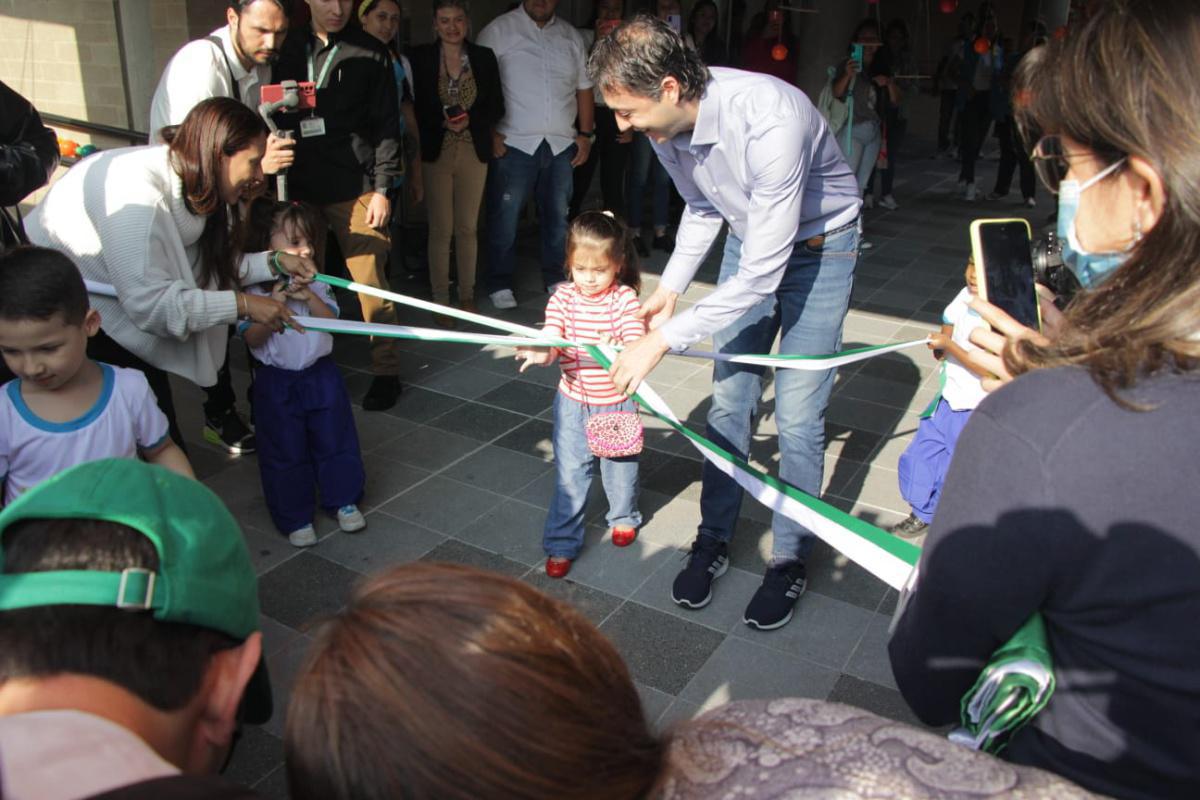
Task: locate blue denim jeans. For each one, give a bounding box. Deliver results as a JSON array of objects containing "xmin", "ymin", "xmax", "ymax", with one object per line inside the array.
[
  {"xmin": 697, "ymin": 223, "xmax": 858, "ymax": 562},
  {"xmin": 627, "ymin": 132, "xmax": 670, "ymax": 230},
  {"xmin": 485, "ymin": 140, "xmax": 575, "ymax": 293},
  {"xmin": 543, "ymin": 393, "xmax": 643, "ymax": 559}
]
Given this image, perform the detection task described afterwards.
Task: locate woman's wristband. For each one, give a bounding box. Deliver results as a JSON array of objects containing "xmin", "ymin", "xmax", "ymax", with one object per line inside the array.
[{"xmin": 270, "ymin": 250, "xmax": 284, "ymax": 276}]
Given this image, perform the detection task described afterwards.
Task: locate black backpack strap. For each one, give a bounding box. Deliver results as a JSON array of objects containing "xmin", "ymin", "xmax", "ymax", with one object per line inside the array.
[{"xmin": 205, "ymin": 34, "xmax": 244, "ymax": 105}]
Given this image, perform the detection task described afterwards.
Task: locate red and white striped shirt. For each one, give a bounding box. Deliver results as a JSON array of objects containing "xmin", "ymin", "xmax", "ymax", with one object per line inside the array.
[{"xmin": 543, "ymin": 283, "xmax": 645, "ymax": 405}]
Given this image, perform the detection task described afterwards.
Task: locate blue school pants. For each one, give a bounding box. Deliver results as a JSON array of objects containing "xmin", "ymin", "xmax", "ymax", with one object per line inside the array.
[{"xmin": 897, "ymin": 397, "xmax": 974, "ymax": 524}]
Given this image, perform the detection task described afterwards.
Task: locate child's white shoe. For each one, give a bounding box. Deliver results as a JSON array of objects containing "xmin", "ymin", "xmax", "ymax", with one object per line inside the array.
[
  {"xmin": 337, "ymin": 504, "xmax": 366, "ymax": 532},
  {"xmin": 288, "ymin": 524, "xmax": 318, "ymax": 548}
]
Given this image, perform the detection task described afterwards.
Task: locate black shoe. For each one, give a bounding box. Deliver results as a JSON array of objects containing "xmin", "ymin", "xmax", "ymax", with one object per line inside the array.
[
  {"xmin": 889, "ymin": 512, "xmax": 929, "ymax": 540},
  {"xmin": 362, "ymin": 375, "xmax": 402, "ymax": 412},
  {"xmin": 743, "ymin": 561, "xmax": 807, "ymax": 631},
  {"xmin": 633, "ymin": 236, "xmax": 649, "ymax": 258},
  {"xmin": 671, "ymin": 536, "xmax": 729, "ymax": 609},
  {"xmin": 652, "ymin": 233, "xmax": 674, "ymax": 251},
  {"xmin": 203, "ymin": 409, "xmax": 256, "ymax": 454}
]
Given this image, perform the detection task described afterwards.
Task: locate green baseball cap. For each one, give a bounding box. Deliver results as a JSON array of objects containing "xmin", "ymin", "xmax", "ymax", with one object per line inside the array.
[{"xmin": 0, "ymin": 458, "xmax": 272, "ymax": 724}]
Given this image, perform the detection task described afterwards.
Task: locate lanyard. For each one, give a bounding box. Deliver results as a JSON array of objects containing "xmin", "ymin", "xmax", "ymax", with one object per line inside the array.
[{"xmin": 307, "ymin": 42, "xmax": 342, "ymax": 89}]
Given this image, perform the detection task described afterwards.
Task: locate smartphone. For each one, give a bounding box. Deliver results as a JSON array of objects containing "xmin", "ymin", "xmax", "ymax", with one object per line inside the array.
[
  {"xmin": 969, "ymin": 218, "xmax": 1042, "ymax": 332},
  {"xmin": 667, "ymin": 13, "xmax": 682, "ymax": 33},
  {"xmin": 443, "ymin": 104, "xmax": 467, "ymax": 123},
  {"xmin": 851, "ymin": 43, "xmax": 865, "ymax": 68}
]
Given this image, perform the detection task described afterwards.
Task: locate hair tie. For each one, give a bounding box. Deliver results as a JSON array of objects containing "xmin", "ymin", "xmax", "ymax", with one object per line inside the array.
[
  {"xmin": 601, "ymin": 210, "xmax": 616, "ymax": 219},
  {"xmin": 358, "ymin": 0, "xmax": 375, "ymax": 20}
]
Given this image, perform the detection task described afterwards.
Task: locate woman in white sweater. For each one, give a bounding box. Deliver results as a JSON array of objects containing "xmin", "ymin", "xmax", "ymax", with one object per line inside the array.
[{"xmin": 26, "ymin": 97, "xmax": 316, "ymax": 447}]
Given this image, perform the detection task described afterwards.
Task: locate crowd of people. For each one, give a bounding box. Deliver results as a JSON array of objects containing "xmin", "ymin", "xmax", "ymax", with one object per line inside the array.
[{"xmin": 0, "ymin": 0, "xmax": 1198, "ymax": 797}]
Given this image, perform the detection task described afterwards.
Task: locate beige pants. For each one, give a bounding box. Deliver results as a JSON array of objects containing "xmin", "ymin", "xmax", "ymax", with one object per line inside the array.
[
  {"xmin": 319, "ymin": 191, "xmax": 399, "ymax": 375},
  {"xmin": 421, "ymin": 138, "xmax": 488, "ymax": 304}
]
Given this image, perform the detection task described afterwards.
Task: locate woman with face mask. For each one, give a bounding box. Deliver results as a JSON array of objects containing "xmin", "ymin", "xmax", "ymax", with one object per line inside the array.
[{"xmin": 888, "ymin": 3, "xmax": 1200, "ymax": 797}]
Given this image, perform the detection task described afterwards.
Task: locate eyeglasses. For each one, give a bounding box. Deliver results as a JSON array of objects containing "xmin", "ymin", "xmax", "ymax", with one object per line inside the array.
[{"xmin": 1030, "ymin": 135, "xmax": 1124, "ymax": 194}]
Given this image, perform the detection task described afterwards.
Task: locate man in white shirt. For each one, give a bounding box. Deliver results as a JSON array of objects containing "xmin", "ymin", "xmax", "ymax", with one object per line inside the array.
[
  {"xmin": 592, "ymin": 17, "xmax": 861, "ymax": 631},
  {"xmin": 477, "ymin": 0, "xmax": 595, "ymax": 309},
  {"xmin": 148, "ymin": 0, "xmax": 293, "ymax": 457},
  {"xmin": 0, "ymin": 460, "xmax": 271, "ymax": 800}
]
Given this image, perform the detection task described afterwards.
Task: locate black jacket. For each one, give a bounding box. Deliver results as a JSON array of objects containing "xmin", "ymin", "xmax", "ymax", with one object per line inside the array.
[
  {"xmin": 407, "ymin": 41, "xmax": 504, "ymax": 165},
  {"xmin": 272, "ymin": 26, "xmax": 401, "ymax": 204}
]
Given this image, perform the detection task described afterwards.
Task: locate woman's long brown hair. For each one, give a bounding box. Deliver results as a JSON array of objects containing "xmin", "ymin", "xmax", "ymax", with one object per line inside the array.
[
  {"xmin": 285, "ymin": 562, "xmax": 665, "ymax": 800},
  {"xmin": 1011, "ymin": 0, "xmax": 1200, "ymax": 400},
  {"xmin": 162, "ymin": 97, "xmax": 267, "ymax": 291}
]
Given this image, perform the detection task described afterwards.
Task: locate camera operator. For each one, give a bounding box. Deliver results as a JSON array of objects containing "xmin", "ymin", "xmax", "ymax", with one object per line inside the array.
[{"xmin": 888, "ymin": 2, "xmax": 1200, "ymax": 797}]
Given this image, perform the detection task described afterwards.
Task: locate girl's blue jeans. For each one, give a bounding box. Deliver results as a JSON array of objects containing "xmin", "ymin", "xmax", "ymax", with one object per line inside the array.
[{"xmin": 543, "ymin": 393, "xmax": 642, "ymax": 559}]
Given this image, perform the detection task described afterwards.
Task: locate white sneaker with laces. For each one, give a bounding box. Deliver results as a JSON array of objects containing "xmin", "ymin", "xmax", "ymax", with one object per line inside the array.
[
  {"xmin": 288, "ymin": 525, "xmax": 318, "ymax": 548},
  {"xmin": 337, "ymin": 505, "xmax": 367, "ymax": 533},
  {"xmin": 490, "ymin": 289, "xmax": 517, "ymax": 310},
  {"xmin": 879, "ymin": 194, "xmax": 899, "ymax": 210},
  {"xmin": 965, "ymin": 182, "xmax": 978, "ymax": 201}
]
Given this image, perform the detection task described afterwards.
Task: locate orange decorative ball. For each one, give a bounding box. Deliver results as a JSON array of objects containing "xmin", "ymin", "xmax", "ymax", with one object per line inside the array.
[
  {"xmin": 939, "ymin": 0, "xmax": 958, "ymax": 12},
  {"xmin": 771, "ymin": 43, "xmax": 789, "ymax": 61},
  {"xmin": 58, "ymin": 139, "xmax": 78, "ymax": 157},
  {"xmin": 973, "ymin": 36, "xmax": 991, "ymax": 54},
  {"xmin": 1053, "ymin": 25, "xmax": 1068, "ymax": 40}
]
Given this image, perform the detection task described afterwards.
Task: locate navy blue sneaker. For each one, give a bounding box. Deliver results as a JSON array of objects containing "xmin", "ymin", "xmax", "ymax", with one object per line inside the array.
[
  {"xmin": 671, "ymin": 536, "xmax": 729, "ymax": 609},
  {"xmin": 743, "ymin": 561, "xmax": 807, "ymax": 631}
]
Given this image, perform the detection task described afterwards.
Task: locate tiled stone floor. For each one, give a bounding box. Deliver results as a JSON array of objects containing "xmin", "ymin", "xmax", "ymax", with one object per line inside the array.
[{"xmin": 207, "ymin": 142, "xmax": 1046, "ymax": 794}]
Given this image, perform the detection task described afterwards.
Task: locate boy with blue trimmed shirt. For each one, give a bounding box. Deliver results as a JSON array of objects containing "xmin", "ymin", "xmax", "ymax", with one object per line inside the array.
[{"xmin": 0, "ymin": 247, "xmax": 192, "ymax": 503}]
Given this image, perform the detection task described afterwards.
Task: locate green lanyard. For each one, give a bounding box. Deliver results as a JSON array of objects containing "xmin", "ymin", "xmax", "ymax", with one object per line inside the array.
[{"xmin": 307, "ymin": 42, "xmax": 342, "ymax": 89}]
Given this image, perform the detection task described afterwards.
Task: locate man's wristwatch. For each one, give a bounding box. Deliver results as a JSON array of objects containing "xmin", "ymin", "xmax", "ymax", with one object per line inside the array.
[{"xmin": 578, "ymin": 130, "xmax": 596, "ymax": 141}]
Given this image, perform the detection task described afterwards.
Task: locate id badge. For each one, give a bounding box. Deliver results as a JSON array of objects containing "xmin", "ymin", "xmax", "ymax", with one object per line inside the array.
[{"xmin": 300, "ymin": 116, "xmax": 326, "ymax": 138}]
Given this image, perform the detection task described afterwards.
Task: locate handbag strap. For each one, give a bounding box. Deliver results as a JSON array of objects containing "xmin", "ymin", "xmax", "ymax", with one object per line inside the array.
[{"xmin": 567, "ymin": 287, "xmax": 620, "ymax": 408}]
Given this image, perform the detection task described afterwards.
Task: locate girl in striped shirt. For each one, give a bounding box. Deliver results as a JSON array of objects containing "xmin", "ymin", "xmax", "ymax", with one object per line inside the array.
[{"xmin": 517, "ymin": 211, "xmax": 646, "ymax": 579}]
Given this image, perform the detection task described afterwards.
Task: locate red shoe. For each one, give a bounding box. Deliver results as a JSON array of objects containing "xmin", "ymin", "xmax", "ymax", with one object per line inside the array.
[
  {"xmin": 611, "ymin": 527, "xmax": 638, "ymax": 547},
  {"xmin": 545, "ymin": 557, "xmax": 572, "ymax": 579}
]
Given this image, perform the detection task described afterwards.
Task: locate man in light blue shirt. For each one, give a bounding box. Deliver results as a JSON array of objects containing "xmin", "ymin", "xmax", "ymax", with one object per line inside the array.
[{"xmin": 591, "ymin": 16, "xmax": 861, "ymax": 631}]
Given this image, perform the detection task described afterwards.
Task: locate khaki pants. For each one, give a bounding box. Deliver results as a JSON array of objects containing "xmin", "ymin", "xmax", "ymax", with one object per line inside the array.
[
  {"xmin": 421, "ymin": 139, "xmax": 488, "ymax": 304},
  {"xmin": 319, "ymin": 191, "xmax": 399, "ymax": 375}
]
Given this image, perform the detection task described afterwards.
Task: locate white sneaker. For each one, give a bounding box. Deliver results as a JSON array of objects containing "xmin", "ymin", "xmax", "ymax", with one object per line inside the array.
[
  {"xmin": 288, "ymin": 524, "xmax": 318, "ymax": 548},
  {"xmin": 879, "ymin": 194, "xmax": 899, "ymax": 210},
  {"xmin": 337, "ymin": 504, "xmax": 366, "ymax": 533},
  {"xmin": 859, "ymin": 240, "xmax": 874, "ymax": 250},
  {"xmin": 489, "ymin": 289, "xmax": 517, "ymax": 310},
  {"xmin": 964, "ymin": 182, "xmax": 978, "ymax": 201},
  {"xmin": 863, "ymin": 195, "xmax": 875, "ymax": 210}
]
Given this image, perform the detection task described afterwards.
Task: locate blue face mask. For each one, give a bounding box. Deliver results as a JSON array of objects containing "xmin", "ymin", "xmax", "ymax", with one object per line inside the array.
[{"xmin": 1057, "ymin": 158, "xmax": 1131, "ymax": 289}]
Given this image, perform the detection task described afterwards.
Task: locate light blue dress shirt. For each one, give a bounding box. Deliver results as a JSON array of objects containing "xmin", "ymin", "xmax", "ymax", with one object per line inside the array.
[{"xmin": 655, "ymin": 67, "xmax": 861, "ymax": 350}]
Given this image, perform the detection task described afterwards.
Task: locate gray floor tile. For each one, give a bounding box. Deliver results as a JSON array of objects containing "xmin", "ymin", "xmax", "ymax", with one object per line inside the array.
[
  {"xmin": 827, "ymin": 674, "xmax": 925, "ymax": 728},
  {"xmin": 455, "ymin": 498, "xmax": 548, "ymax": 566},
  {"xmin": 250, "ymin": 766, "xmax": 290, "ymax": 800},
  {"xmin": 442, "ymin": 444, "xmax": 552, "ymax": 495},
  {"xmin": 381, "ymin": 385, "xmax": 465, "ymax": 423},
  {"xmin": 492, "ymin": 418, "xmax": 556, "ymax": 462},
  {"xmin": 260, "ymin": 633, "xmax": 313, "ymax": 738},
  {"xmin": 379, "ymin": 475, "xmax": 502, "ymax": 535},
  {"xmin": 843, "ymin": 611, "xmax": 900, "ymax": 690},
  {"xmin": 640, "ymin": 454, "xmax": 705, "ymax": 502},
  {"xmin": 359, "ymin": 453, "xmax": 432, "ymax": 510},
  {"xmin": 224, "ymin": 725, "xmax": 283, "ymax": 788},
  {"xmin": 631, "ymin": 561, "xmax": 762, "ymax": 633},
  {"xmin": 636, "ymin": 681, "xmax": 676, "ymax": 726},
  {"xmin": 730, "ymin": 591, "xmax": 876, "ymax": 672},
  {"xmin": 241, "ymin": 524, "xmax": 300, "ymax": 576},
  {"xmin": 805, "ymin": 539, "xmax": 891, "ymax": 612},
  {"xmin": 419, "ymin": 538, "xmax": 532, "ymax": 579},
  {"xmin": 655, "ymin": 698, "xmax": 703, "ymax": 733},
  {"xmin": 565, "ymin": 525, "xmax": 678, "ymax": 597},
  {"xmin": 678, "ymin": 637, "xmax": 841, "ymax": 712},
  {"xmin": 523, "ymin": 572, "xmax": 625, "ymax": 626},
  {"xmin": 599, "ymin": 602, "xmax": 726, "ymax": 695},
  {"xmin": 351, "ymin": 407, "xmax": 418, "ymax": 454},
  {"xmin": 371, "ymin": 425, "xmax": 481, "ymax": 471},
  {"xmin": 427, "ymin": 401, "xmax": 528, "ymax": 442},
  {"xmin": 257, "ymin": 552, "xmax": 364, "ymax": 631},
  {"xmin": 417, "ymin": 364, "xmax": 514, "ymax": 399},
  {"xmin": 478, "ymin": 380, "xmax": 556, "ymax": 416},
  {"xmin": 314, "ymin": 510, "xmax": 446, "ymax": 574},
  {"xmin": 826, "ymin": 395, "xmax": 907, "ymax": 436},
  {"xmin": 633, "ymin": 490, "xmax": 702, "ymax": 550},
  {"xmin": 259, "ymin": 614, "xmax": 303, "ymax": 659}
]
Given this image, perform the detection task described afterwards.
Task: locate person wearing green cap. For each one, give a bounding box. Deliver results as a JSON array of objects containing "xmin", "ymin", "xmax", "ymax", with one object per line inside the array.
[{"xmin": 0, "ymin": 458, "xmax": 271, "ymax": 799}]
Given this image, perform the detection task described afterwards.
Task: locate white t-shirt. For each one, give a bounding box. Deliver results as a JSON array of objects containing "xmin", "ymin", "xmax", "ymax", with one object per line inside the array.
[
  {"xmin": 148, "ymin": 26, "xmax": 271, "ymax": 142},
  {"xmin": 942, "ymin": 287, "xmax": 988, "ymax": 411},
  {"xmin": 0, "ymin": 363, "xmax": 170, "ymax": 503},
  {"xmin": 477, "ymin": 7, "xmax": 593, "ymax": 156},
  {"xmin": 240, "ymin": 282, "xmax": 337, "ymax": 371}
]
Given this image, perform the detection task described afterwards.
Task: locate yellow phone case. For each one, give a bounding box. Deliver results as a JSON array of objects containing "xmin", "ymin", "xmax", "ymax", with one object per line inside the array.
[{"xmin": 968, "ymin": 218, "xmax": 1042, "ymax": 332}]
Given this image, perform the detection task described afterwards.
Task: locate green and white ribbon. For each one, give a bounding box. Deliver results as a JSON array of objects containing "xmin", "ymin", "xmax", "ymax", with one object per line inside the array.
[{"xmin": 86, "ymin": 275, "xmax": 922, "ymax": 587}]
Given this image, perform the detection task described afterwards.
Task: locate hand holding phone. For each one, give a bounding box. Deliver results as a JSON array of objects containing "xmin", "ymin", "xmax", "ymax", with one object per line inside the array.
[
  {"xmin": 851, "ymin": 43, "xmax": 865, "ymax": 69},
  {"xmin": 970, "ymin": 219, "xmax": 1042, "ymax": 333},
  {"xmin": 444, "ymin": 104, "xmax": 467, "ymax": 124}
]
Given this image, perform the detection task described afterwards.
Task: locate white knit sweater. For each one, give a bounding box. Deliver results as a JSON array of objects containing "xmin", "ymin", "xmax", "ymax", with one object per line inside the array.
[{"xmin": 25, "ymin": 145, "xmax": 273, "ymax": 386}]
